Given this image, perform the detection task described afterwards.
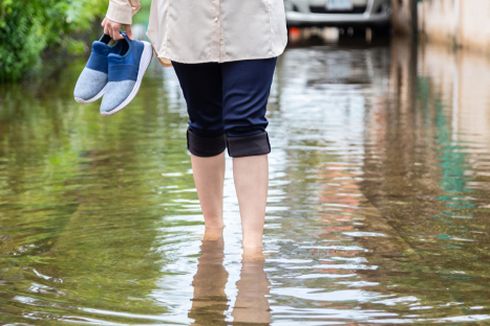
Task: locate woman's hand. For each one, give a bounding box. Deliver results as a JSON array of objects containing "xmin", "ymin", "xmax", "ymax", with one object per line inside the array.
[{"xmin": 101, "ymin": 17, "xmax": 133, "ymax": 40}]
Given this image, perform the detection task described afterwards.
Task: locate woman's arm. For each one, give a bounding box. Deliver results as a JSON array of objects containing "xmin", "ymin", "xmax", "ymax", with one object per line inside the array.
[{"xmin": 102, "ymin": 0, "xmax": 141, "ymax": 40}]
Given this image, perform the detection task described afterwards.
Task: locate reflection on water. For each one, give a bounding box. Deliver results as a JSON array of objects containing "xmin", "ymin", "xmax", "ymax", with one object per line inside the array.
[
  {"xmin": 1, "ymin": 36, "xmax": 490, "ymax": 324},
  {"xmin": 188, "ymin": 236, "xmax": 229, "ymax": 325}
]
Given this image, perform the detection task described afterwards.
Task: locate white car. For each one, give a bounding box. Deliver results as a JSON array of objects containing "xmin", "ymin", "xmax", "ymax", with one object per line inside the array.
[{"xmin": 284, "ymin": 0, "xmax": 391, "ymax": 32}]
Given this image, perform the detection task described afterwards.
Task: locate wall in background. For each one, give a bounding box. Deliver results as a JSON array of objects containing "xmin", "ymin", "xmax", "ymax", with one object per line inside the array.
[{"xmin": 392, "ymin": 0, "xmax": 490, "ymax": 53}]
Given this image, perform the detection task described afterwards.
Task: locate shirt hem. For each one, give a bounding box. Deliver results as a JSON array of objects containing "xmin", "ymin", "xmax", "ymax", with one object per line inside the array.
[
  {"xmin": 146, "ymin": 30, "xmax": 287, "ymax": 65},
  {"xmin": 151, "ymin": 45, "xmax": 287, "ymax": 65},
  {"xmin": 167, "ymin": 54, "xmax": 283, "ymax": 64}
]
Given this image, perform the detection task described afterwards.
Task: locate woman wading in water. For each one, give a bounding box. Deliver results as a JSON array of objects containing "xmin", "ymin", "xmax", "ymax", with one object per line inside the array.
[{"xmin": 102, "ymin": 0, "xmax": 288, "ymax": 258}]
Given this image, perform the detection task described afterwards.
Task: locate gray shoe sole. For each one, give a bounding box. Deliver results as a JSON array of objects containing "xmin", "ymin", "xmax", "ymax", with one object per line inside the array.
[{"xmin": 74, "ymin": 83, "xmax": 108, "ymax": 104}]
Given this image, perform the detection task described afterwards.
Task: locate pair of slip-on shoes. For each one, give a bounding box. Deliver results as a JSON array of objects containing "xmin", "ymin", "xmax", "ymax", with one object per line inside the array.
[{"xmin": 73, "ymin": 33, "xmax": 153, "ymax": 115}]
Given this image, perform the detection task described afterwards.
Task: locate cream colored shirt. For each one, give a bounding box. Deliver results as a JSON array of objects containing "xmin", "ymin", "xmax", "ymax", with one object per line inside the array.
[{"xmin": 106, "ymin": 0, "xmax": 288, "ymax": 65}]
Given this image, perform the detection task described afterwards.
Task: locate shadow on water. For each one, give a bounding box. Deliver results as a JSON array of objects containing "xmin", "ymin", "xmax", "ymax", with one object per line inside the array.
[{"xmin": 1, "ymin": 31, "xmax": 490, "ymax": 324}]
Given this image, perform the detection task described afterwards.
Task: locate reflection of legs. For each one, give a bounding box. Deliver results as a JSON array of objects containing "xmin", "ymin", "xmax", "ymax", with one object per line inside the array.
[
  {"xmin": 221, "ymin": 58, "xmax": 277, "ymax": 252},
  {"xmin": 232, "ymin": 257, "xmax": 271, "ymax": 324},
  {"xmin": 188, "ymin": 235, "xmax": 229, "ymax": 325},
  {"xmin": 172, "ymin": 61, "xmax": 226, "ymax": 234}
]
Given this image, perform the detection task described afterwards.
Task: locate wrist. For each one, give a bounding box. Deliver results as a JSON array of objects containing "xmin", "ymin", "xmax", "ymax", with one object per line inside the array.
[{"xmin": 106, "ymin": 1, "xmax": 132, "ymax": 25}]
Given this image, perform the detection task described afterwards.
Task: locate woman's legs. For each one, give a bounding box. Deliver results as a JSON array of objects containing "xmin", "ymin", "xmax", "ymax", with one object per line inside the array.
[
  {"xmin": 172, "ymin": 61, "xmax": 227, "ymax": 238},
  {"xmin": 190, "ymin": 152, "xmax": 226, "ymax": 240},
  {"xmin": 233, "ymin": 154, "xmax": 269, "ymax": 254},
  {"xmin": 172, "ymin": 57, "xmax": 277, "ymax": 252},
  {"xmin": 221, "ymin": 57, "xmax": 277, "ymax": 252}
]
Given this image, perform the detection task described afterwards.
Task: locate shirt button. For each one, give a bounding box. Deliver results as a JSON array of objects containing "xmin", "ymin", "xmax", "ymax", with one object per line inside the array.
[{"xmin": 214, "ymin": 17, "xmax": 218, "ymax": 22}]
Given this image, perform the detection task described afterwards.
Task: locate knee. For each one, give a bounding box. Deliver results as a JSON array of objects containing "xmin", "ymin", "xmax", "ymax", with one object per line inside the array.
[
  {"xmin": 186, "ymin": 128, "xmax": 226, "ymax": 157},
  {"xmin": 225, "ymin": 130, "xmax": 271, "ymax": 158},
  {"xmin": 186, "ymin": 126, "xmax": 272, "ymax": 158},
  {"xmin": 223, "ymin": 119, "xmax": 271, "ymax": 158},
  {"xmin": 187, "ymin": 121, "xmax": 271, "ymax": 157}
]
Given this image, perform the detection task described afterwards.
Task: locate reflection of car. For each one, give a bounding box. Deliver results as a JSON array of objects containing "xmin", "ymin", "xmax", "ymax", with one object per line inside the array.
[{"xmin": 284, "ymin": 0, "xmax": 391, "ymax": 30}]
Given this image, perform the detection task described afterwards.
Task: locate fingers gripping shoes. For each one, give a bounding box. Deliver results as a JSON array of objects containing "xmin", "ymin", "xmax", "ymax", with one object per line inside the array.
[
  {"xmin": 100, "ymin": 33, "xmax": 153, "ymax": 116},
  {"xmin": 74, "ymin": 34, "xmax": 120, "ymax": 103}
]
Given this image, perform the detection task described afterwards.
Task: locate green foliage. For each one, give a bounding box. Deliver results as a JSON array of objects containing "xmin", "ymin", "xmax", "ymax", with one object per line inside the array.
[
  {"xmin": 133, "ymin": 0, "xmax": 152, "ymax": 25},
  {"xmin": 0, "ymin": 0, "xmax": 107, "ymax": 82}
]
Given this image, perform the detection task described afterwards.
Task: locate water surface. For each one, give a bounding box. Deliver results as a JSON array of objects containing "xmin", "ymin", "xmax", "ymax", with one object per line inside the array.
[{"xmin": 1, "ymin": 36, "xmax": 490, "ymax": 324}]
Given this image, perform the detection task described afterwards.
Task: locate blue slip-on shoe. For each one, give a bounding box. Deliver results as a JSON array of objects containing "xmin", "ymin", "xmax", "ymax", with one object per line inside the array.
[
  {"xmin": 100, "ymin": 33, "xmax": 153, "ymax": 116},
  {"xmin": 73, "ymin": 34, "xmax": 121, "ymax": 104}
]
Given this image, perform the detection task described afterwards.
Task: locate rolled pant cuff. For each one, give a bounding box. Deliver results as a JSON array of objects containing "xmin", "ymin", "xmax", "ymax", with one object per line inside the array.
[
  {"xmin": 187, "ymin": 128, "xmax": 226, "ymax": 157},
  {"xmin": 226, "ymin": 131, "xmax": 271, "ymax": 158}
]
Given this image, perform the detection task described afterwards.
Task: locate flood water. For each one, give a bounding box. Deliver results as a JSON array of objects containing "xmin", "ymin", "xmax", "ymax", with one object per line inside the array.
[{"xmin": 1, "ymin": 35, "xmax": 490, "ymax": 324}]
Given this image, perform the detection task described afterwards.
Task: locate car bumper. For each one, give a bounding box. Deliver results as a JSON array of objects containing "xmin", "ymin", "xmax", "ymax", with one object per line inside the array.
[
  {"xmin": 285, "ymin": 0, "xmax": 391, "ymax": 28},
  {"xmin": 286, "ymin": 11, "xmax": 390, "ymax": 27}
]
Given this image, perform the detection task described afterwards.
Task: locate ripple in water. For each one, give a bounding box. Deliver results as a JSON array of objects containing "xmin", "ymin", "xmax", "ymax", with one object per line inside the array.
[{"xmin": 1, "ymin": 37, "xmax": 490, "ymax": 324}]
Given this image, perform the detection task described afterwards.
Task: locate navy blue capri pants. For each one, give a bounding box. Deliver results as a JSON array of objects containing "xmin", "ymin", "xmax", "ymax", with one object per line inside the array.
[{"xmin": 171, "ymin": 57, "xmax": 277, "ymax": 158}]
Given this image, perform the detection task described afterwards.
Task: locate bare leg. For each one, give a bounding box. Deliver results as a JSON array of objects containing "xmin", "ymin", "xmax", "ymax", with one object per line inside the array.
[
  {"xmin": 232, "ymin": 154, "xmax": 269, "ymax": 255},
  {"xmin": 191, "ymin": 151, "xmax": 226, "ymax": 240}
]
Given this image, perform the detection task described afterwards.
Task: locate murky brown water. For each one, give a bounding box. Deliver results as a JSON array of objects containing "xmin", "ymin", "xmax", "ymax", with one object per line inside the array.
[{"xmin": 1, "ymin": 36, "xmax": 490, "ymax": 324}]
